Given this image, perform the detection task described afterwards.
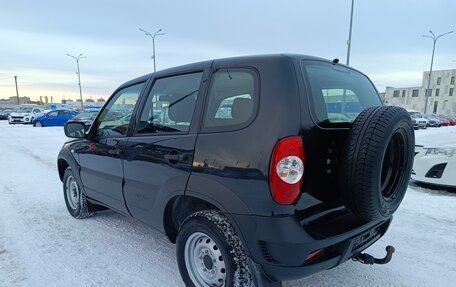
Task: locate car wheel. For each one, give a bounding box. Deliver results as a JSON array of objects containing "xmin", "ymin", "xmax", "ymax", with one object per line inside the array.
[
  {"xmin": 34, "ymin": 121, "xmax": 43, "ymax": 127},
  {"xmin": 63, "ymin": 167, "xmax": 93, "ymax": 219},
  {"xmin": 340, "ymin": 106, "xmax": 414, "ymax": 221},
  {"xmin": 176, "ymin": 210, "xmax": 252, "ymax": 287}
]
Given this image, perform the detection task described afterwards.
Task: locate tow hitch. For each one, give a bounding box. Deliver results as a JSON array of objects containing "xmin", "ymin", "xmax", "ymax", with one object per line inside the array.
[{"xmin": 353, "ymin": 245, "xmax": 395, "ymax": 265}]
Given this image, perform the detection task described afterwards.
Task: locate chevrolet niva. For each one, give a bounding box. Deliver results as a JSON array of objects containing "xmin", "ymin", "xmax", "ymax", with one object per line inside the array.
[{"xmin": 58, "ymin": 54, "xmax": 414, "ymax": 287}]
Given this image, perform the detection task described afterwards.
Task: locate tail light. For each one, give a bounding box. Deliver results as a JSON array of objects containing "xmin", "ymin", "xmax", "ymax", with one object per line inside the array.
[{"xmin": 269, "ymin": 136, "xmax": 305, "ymax": 205}]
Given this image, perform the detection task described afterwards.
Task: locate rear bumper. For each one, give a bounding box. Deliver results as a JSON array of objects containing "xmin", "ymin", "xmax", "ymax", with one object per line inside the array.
[{"xmin": 230, "ymin": 211, "xmax": 391, "ymax": 281}]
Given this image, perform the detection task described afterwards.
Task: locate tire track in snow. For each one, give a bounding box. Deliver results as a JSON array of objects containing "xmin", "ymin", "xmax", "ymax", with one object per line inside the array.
[
  {"xmin": 0, "ymin": 182, "xmax": 100, "ymax": 287},
  {"xmin": 2, "ymin": 141, "xmax": 56, "ymax": 170},
  {"xmin": 0, "ymin": 184, "xmax": 28, "ymax": 287}
]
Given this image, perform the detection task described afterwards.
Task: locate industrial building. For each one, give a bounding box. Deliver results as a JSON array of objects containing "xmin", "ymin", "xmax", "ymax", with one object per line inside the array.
[{"xmin": 384, "ymin": 69, "xmax": 456, "ymax": 115}]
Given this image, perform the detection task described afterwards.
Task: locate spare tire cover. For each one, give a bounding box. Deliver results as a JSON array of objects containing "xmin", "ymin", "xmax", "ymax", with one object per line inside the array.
[{"xmin": 340, "ymin": 106, "xmax": 414, "ymax": 221}]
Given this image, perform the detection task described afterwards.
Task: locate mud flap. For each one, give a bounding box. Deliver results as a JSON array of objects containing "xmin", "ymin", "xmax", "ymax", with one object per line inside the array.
[{"xmin": 248, "ymin": 258, "xmax": 283, "ymax": 287}]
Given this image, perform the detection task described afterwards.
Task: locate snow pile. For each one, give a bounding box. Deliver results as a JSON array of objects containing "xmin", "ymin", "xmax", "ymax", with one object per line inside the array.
[{"xmin": 0, "ymin": 121, "xmax": 455, "ymax": 287}]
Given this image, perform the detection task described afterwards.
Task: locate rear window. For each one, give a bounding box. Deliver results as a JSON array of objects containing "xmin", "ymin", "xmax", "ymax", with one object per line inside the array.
[{"xmin": 301, "ymin": 60, "xmax": 381, "ymax": 126}]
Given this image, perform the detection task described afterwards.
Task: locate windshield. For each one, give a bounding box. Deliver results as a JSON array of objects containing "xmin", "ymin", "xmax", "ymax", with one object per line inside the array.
[
  {"xmin": 301, "ymin": 60, "xmax": 382, "ymax": 126},
  {"xmin": 76, "ymin": 111, "xmax": 98, "ymax": 118},
  {"xmin": 15, "ymin": 107, "xmax": 33, "ymax": 113},
  {"xmin": 408, "ymin": 112, "xmax": 422, "ymax": 118}
]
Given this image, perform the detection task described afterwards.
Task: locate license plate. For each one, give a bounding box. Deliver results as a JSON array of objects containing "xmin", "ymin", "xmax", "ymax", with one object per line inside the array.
[{"xmin": 352, "ymin": 227, "xmax": 380, "ymax": 251}]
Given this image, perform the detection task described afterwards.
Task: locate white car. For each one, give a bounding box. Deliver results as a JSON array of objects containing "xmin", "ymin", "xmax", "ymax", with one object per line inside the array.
[
  {"xmin": 412, "ymin": 145, "xmax": 456, "ymax": 188},
  {"xmin": 407, "ymin": 109, "xmax": 429, "ymax": 129},
  {"xmin": 8, "ymin": 107, "xmax": 45, "ymax": 124}
]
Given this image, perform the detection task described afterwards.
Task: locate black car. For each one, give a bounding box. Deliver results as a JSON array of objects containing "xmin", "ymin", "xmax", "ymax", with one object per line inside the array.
[
  {"xmin": 0, "ymin": 108, "xmax": 14, "ymax": 120},
  {"xmin": 58, "ymin": 54, "xmax": 414, "ymax": 287}
]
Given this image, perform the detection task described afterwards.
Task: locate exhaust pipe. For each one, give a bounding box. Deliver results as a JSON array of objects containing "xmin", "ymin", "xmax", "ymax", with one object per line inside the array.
[{"xmin": 353, "ymin": 245, "xmax": 395, "ymax": 265}]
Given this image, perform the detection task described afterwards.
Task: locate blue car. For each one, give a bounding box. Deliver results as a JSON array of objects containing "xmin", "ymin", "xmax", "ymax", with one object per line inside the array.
[{"xmin": 33, "ymin": 109, "xmax": 78, "ymax": 127}]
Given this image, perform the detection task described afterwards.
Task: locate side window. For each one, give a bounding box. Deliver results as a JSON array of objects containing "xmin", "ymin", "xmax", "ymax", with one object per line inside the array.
[
  {"xmin": 47, "ymin": 111, "xmax": 58, "ymax": 117},
  {"xmin": 203, "ymin": 69, "xmax": 256, "ymax": 129},
  {"xmin": 136, "ymin": 72, "xmax": 202, "ymax": 134},
  {"xmin": 95, "ymin": 83, "xmax": 144, "ymax": 137},
  {"xmin": 33, "ymin": 109, "xmax": 40, "ymax": 113},
  {"xmin": 58, "ymin": 110, "xmax": 71, "ymax": 116}
]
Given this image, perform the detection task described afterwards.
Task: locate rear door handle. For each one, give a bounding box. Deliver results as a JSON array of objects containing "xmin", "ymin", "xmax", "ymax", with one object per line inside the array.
[{"xmin": 108, "ymin": 147, "xmax": 122, "ymax": 156}]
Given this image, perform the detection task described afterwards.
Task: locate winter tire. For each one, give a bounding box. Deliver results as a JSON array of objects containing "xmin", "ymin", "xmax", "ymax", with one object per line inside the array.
[
  {"xmin": 63, "ymin": 167, "xmax": 93, "ymax": 219},
  {"xmin": 176, "ymin": 210, "xmax": 252, "ymax": 287},
  {"xmin": 34, "ymin": 121, "xmax": 43, "ymax": 127},
  {"xmin": 340, "ymin": 106, "xmax": 414, "ymax": 221}
]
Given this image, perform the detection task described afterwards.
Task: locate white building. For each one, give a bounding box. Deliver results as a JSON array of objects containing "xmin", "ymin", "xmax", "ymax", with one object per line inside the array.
[{"xmin": 384, "ymin": 69, "xmax": 456, "ymax": 115}]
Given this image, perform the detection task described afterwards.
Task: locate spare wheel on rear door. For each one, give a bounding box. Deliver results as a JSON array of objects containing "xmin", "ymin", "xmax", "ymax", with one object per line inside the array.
[{"xmin": 340, "ymin": 106, "xmax": 414, "ymax": 221}]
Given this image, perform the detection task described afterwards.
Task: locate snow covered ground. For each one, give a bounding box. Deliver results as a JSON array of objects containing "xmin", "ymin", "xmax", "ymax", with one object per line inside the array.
[{"xmin": 0, "ymin": 121, "xmax": 455, "ymax": 287}]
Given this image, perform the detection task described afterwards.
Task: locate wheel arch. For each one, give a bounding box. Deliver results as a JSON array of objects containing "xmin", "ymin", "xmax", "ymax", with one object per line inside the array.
[
  {"xmin": 163, "ymin": 195, "xmax": 222, "ymax": 243},
  {"xmin": 58, "ymin": 158, "xmax": 70, "ymax": 181},
  {"xmin": 57, "ymin": 148, "xmax": 80, "ymax": 183}
]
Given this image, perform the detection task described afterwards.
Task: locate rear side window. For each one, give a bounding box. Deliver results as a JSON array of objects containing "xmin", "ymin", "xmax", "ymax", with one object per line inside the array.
[
  {"xmin": 301, "ymin": 61, "xmax": 381, "ymax": 126},
  {"xmin": 203, "ymin": 68, "xmax": 256, "ymax": 130},
  {"xmin": 136, "ymin": 72, "xmax": 203, "ymax": 134},
  {"xmin": 58, "ymin": 110, "xmax": 71, "ymax": 116}
]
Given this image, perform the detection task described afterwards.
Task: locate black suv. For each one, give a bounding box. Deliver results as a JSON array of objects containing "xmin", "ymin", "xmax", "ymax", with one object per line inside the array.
[{"xmin": 58, "ymin": 54, "xmax": 414, "ymax": 287}]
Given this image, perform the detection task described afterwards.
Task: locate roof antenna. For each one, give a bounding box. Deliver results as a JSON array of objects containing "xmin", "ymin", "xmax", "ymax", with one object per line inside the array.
[{"xmin": 332, "ymin": 58, "xmax": 339, "ymax": 64}]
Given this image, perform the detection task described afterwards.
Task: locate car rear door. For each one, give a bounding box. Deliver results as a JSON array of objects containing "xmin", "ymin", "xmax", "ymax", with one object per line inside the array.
[
  {"xmin": 122, "ymin": 70, "xmax": 207, "ymax": 227},
  {"xmin": 57, "ymin": 110, "xmax": 74, "ymax": 125},
  {"xmin": 78, "ymin": 82, "xmax": 145, "ymax": 214}
]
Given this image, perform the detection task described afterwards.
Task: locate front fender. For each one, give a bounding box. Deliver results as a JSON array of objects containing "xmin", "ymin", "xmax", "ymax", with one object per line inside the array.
[{"xmin": 57, "ymin": 142, "xmax": 83, "ymax": 187}]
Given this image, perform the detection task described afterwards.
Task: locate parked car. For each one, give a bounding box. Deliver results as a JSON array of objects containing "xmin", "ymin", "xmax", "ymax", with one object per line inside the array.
[
  {"xmin": 58, "ymin": 54, "xmax": 414, "ymax": 287},
  {"xmin": 445, "ymin": 115, "xmax": 456, "ymax": 126},
  {"xmin": 424, "ymin": 115, "xmax": 441, "ymax": 127},
  {"xmin": 67, "ymin": 110, "xmax": 99, "ymax": 128},
  {"xmin": 407, "ymin": 110, "xmax": 428, "ymax": 129},
  {"xmin": 0, "ymin": 108, "xmax": 14, "ymax": 120},
  {"xmin": 438, "ymin": 114, "xmax": 456, "ymax": 126},
  {"xmin": 33, "ymin": 109, "xmax": 78, "ymax": 127},
  {"xmin": 412, "ymin": 145, "xmax": 456, "ymax": 188},
  {"xmin": 434, "ymin": 115, "xmax": 450, "ymax": 126},
  {"xmin": 8, "ymin": 107, "xmax": 44, "ymax": 124}
]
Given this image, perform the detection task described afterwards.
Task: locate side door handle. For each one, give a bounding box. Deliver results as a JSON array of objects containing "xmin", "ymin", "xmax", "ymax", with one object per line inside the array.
[{"xmin": 164, "ymin": 151, "xmax": 183, "ymax": 163}]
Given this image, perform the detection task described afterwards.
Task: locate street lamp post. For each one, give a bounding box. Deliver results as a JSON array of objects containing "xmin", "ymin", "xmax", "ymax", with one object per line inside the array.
[
  {"xmin": 139, "ymin": 28, "xmax": 165, "ymax": 72},
  {"xmin": 14, "ymin": 76, "xmax": 20, "ymax": 104},
  {"xmin": 346, "ymin": 0, "xmax": 355, "ymax": 66},
  {"xmin": 421, "ymin": 30, "xmax": 453, "ymax": 114},
  {"xmin": 66, "ymin": 53, "xmax": 87, "ymax": 110}
]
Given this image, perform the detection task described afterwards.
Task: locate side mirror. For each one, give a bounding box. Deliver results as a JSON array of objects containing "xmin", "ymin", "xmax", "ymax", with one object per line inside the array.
[{"xmin": 64, "ymin": 122, "xmax": 86, "ymax": 138}]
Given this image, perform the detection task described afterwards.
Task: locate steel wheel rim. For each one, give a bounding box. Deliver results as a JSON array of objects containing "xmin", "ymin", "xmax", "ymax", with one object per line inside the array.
[
  {"xmin": 36, "ymin": 122, "xmax": 42, "ymax": 127},
  {"xmin": 66, "ymin": 175, "xmax": 80, "ymax": 210},
  {"xmin": 184, "ymin": 232, "xmax": 227, "ymax": 287}
]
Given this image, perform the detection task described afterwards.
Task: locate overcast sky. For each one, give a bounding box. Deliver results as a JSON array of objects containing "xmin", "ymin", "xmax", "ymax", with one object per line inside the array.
[{"xmin": 0, "ymin": 0, "xmax": 455, "ymax": 102}]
